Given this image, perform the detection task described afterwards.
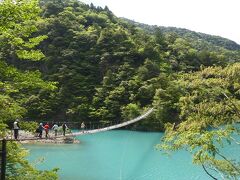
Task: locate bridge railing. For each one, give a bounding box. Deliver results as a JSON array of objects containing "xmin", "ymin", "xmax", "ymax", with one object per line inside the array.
[
  {"xmin": 39, "ymin": 121, "xmax": 121, "ymax": 130},
  {"xmin": 0, "ymin": 108, "xmax": 155, "ymax": 180}
]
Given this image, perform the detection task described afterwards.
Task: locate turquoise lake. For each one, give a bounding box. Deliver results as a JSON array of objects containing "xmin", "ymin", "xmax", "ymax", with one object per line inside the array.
[{"xmin": 25, "ymin": 130, "xmax": 240, "ymax": 180}]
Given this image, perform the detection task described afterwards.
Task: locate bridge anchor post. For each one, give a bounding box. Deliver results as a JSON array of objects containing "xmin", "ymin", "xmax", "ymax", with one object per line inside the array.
[{"xmin": 1, "ymin": 139, "xmax": 7, "ymax": 180}]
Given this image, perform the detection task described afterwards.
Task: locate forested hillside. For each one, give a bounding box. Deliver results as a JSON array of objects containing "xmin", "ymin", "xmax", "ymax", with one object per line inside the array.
[
  {"xmin": 123, "ymin": 18, "xmax": 240, "ymax": 51},
  {"xmin": 1, "ymin": 0, "xmax": 240, "ymax": 178},
  {"xmin": 5, "ymin": 0, "xmax": 239, "ymax": 131}
]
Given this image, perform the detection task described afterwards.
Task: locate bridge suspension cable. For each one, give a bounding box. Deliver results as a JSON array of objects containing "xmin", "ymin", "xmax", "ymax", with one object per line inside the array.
[
  {"xmin": 65, "ymin": 107, "xmax": 154, "ymax": 137},
  {"xmin": 1, "ymin": 108, "xmax": 154, "ymax": 141}
]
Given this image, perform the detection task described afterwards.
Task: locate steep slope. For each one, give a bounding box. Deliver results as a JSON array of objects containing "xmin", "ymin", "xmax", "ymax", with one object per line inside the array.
[
  {"xmin": 6, "ymin": 0, "xmax": 240, "ymax": 131},
  {"xmin": 122, "ymin": 18, "xmax": 240, "ymax": 51}
]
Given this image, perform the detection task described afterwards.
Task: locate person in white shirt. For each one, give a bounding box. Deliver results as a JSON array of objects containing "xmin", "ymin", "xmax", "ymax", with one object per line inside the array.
[
  {"xmin": 81, "ymin": 122, "xmax": 85, "ymax": 133},
  {"xmin": 13, "ymin": 119, "xmax": 20, "ymax": 139},
  {"xmin": 52, "ymin": 123, "xmax": 59, "ymax": 136}
]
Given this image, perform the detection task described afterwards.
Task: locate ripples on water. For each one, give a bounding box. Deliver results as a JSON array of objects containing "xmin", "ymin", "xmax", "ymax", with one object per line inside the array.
[{"xmin": 25, "ymin": 130, "xmax": 239, "ymax": 180}]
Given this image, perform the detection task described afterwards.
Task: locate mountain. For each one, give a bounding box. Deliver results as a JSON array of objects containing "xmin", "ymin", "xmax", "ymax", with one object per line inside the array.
[
  {"xmin": 4, "ymin": 0, "xmax": 240, "ymax": 131},
  {"xmin": 122, "ymin": 18, "xmax": 240, "ymax": 51},
  {"xmin": 1, "ymin": 0, "xmax": 239, "ymax": 177}
]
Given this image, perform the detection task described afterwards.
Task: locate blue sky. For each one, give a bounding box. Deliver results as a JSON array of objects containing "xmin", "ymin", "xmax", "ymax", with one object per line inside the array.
[{"xmin": 80, "ymin": 0, "xmax": 240, "ymax": 44}]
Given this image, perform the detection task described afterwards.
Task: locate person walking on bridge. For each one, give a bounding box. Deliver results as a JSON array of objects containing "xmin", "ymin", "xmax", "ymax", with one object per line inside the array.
[
  {"xmin": 37, "ymin": 123, "xmax": 44, "ymax": 138},
  {"xmin": 62, "ymin": 123, "xmax": 68, "ymax": 136},
  {"xmin": 52, "ymin": 123, "xmax": 59, "ymax": 136},
  {"xmin": 13, "ymin": 119, "xmax": 20, "ymax": 139},
  {"xmin": 44, "ymin": 123, "xmax": 50, "ymax": 138},
  {"xmin": 81, "ymin": 121, "xmax": 85, "ymax": 133}
]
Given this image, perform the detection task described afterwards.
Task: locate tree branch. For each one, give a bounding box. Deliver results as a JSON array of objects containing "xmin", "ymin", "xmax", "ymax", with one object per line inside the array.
[
  {"xmin": 202, "ymin": 164, "xmax": 218, "ymax": 180},
  {"xmin": 222, "ymin": 92, "xmax": 240, "ymax": 118},
  {"xmin": 208, "ymin": 165, "xmax": 225, "ymax": 179},
  {"xmin": 230, "ymin": 136, "xmax": 240, "ymax": 145},
  {"xmin": 216, "ymin": 151, "xmax": 240, "ymax": 174}
]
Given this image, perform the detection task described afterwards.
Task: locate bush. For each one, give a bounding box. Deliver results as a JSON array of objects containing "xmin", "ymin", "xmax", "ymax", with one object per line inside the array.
[{"xmin": 19, "ymin": 121, "xmax": 38, "ymax": 133}]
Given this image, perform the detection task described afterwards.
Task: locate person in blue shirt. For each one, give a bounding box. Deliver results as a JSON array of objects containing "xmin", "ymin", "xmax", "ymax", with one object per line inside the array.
[{"xmin": 36, "ymin": 123, "xmax": 44, "ymax": 138}]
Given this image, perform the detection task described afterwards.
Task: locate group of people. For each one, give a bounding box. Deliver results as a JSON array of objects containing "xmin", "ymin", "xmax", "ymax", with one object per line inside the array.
[
  {"xmin": 13, "ymin": 120, "xmax": 86, "ymax": 139},
  {"xmin": 35, "ymin": 122, "xmax": 68, "ymax": 138}
]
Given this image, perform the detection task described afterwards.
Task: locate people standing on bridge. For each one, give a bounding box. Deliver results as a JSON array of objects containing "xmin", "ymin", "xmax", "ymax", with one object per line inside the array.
[
  {"xmin": 81, "ymin": 121, "xmax": 85, "ymax": 133},
  {"xmin": 52, "ymin": 123, "xmax": 59, "ymax": 136},
  {"xmin": 44, "ymin": 123, "xmax": 50, "ymax": 138},
  {"xmin": 62, "ymin": 123, "xmax": 68, "ymax": 136},
  {"xmin": 13, "ymin": 119, "xmax": 20, "ymax": 139},
  {"xmin": 37, "ymin": 123, "xmax": 44, "ymax": 138}
]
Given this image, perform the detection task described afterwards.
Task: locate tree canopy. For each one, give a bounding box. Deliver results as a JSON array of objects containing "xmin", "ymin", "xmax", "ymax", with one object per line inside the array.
[
  {"xmin": 1, "ymin": 0, "xmax": 240, "ymax": 178},
  {"xmin": 0, "ymin": 0, "xmax": 57, "ymax": 179}
]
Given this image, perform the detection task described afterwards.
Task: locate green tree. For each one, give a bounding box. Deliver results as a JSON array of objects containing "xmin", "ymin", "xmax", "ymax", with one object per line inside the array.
[
  {"xmin": 156, "ymin": 64, "xmax": 240, "ymax": 179},
  {"xmin": 0, "ymin": 0, "xmax": 58, "ymax": 179}
]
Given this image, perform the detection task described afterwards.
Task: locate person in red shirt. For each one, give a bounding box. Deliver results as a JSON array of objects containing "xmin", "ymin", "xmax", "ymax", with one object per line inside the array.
[{"xmin": 44, "ymin": 123, "xmax": 50, "ymax": 139}]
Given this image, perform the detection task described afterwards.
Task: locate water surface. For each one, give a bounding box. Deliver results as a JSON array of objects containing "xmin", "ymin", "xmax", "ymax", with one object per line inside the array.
[{"xmin": 25, "ymin": 130, "xmax": 239, "ymax": 180}]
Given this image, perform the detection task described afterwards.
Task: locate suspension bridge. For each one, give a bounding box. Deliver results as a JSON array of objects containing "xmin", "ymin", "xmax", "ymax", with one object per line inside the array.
[
  {"xmin": 2, "ymin": 108, "xmax": 154, "ymax": 141},
  {"xmin": 0, "ymin": 108, "xmax": 154, "ymax": 179}
]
